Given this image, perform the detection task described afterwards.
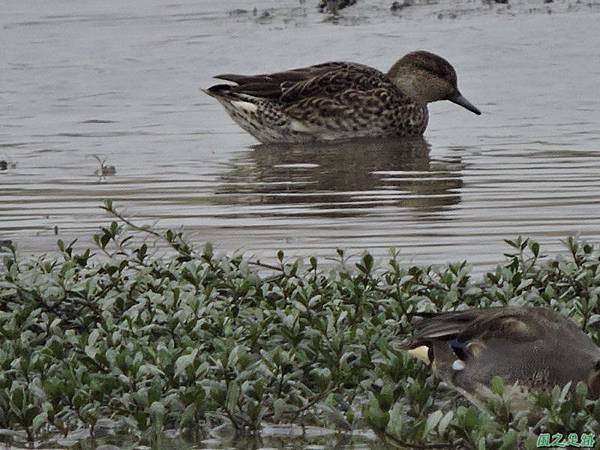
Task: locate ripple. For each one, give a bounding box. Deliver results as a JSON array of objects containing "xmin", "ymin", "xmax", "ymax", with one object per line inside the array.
[{"xmin": 2, "ymin": 0, "xmax": 600, "ymax": 273}]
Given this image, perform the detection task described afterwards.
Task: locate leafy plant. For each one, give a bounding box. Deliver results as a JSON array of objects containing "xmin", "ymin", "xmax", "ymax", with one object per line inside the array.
[{"xmin": 1, "ymin": 202, "xmax": 599, "ymax": 448}]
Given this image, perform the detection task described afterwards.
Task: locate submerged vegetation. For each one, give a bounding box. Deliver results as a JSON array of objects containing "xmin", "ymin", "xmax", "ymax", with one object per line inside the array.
[{"xmin": 1, "ymin": 201, "xmax": 600, "ymax": 449}]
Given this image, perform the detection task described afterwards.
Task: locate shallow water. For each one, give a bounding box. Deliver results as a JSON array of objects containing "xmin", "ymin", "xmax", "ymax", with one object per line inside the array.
[{"xmin": 2, "ymin": 0, "xmax": 600, "ymax": 273}]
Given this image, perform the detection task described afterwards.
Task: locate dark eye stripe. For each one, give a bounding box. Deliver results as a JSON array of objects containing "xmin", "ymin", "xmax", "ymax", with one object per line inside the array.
[
  {"xmin": 417, "ymin": 63, "xmax": 456, "ymax": 85},
  {"xmin": 449, "ymin": 338, "xmax": 468, "ymax": 360}
]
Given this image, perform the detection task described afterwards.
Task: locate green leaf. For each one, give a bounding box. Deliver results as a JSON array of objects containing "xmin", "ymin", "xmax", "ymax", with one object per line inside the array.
[
  {"xmin": 490, "ymin": 376, "xmax": 505, "ymax": 396},
  {"xmin": 424, "ymin": 410, "xmax": 443, "ymax": 435},
  {"xmin": 175, "ymin": 350, "xmax": 197, "ymax": 377},
  {"xmin": 438, "ymin": 410, "xmax": 453, "ymax": 434},
  {"xmin": 363, "ymin": 394, "xmax": 389, "ymax": 433},
  {"xmin": 226, "ymin": 381, "xmax": 240, "ymax": 413},
  {"xmin": 499, "ymin": 430, "xmax": 518, "ymax": 450},
  {"xmin": 32, "ymin": 411, "xmax": 48, "ymax": 432},
  {"xmin": 149, "ymin": 401, "xmax": 165, "ymax": 420}
]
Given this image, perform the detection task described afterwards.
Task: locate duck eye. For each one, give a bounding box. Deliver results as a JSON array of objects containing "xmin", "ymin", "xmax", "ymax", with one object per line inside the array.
[{"xmin": 449, "ymin": 339, "xmax": 468, "ymax": 361}]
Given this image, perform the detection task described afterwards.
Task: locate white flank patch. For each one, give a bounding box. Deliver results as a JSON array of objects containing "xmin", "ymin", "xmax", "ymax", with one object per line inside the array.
[
  {"xmin": 452, "ymin": 359, "xmax": 466, "ymax": 371},
  {"xmin": 230, "ymin": 100, "xmax": 258, "ymax": 114},
  {"xmin": 289, "ymin": 119, "xmax": 314, "ymax": 133}
]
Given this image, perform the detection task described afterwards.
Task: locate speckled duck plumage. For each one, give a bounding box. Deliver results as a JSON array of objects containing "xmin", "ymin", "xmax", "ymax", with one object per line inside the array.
[{"xmin": 203, "ymin": 51, "xmax": 480, "ymax": 144}]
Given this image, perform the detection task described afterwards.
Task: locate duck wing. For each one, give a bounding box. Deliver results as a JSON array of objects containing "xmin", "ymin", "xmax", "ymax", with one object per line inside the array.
[
  {"xmin": 213, "ymin": 62, "xmax": 399, "ymax": 102},
  {"xmin": 405, "ymin": 307, "xmax": 537, "ymax": 348}
]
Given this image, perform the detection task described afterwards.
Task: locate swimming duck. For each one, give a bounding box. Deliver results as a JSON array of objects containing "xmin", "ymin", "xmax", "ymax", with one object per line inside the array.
[
  {"xmin": 403, "ymin": 307, "xmax": 600, "ymax": 405},
  {"xmin": 203, "ymin": 51, "xmax": 480, "ymax": 144}
]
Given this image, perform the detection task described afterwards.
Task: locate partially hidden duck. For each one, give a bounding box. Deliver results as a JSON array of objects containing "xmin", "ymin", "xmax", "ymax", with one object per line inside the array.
[
  {"xmin": 203, "ymin": 51, "xmax": 481, "ymax": 143},
  {"xmin": 403, "ymin": 306, "xmax": 600, "ymax": 406}
]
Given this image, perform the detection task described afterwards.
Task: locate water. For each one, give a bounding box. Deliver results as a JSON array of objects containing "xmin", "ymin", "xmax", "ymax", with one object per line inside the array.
[{"xmin": 2, "ymin": 0, "xmax": 600, "ymax": 273}]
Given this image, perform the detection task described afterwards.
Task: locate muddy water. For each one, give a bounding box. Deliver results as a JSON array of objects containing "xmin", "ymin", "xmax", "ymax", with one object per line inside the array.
[{"xmin": 2, "ymin": 0, "xmax": 600, "ymax": 272}]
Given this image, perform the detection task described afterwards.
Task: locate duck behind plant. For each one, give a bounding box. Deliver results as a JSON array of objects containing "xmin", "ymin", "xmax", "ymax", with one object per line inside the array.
[
  {"xmin": 203, "ymin": 51, "xmax": 481, "ymax": 144},
  {"xmin": 403, "ymin": 307, "xmax": 600, "ymax": 406}
]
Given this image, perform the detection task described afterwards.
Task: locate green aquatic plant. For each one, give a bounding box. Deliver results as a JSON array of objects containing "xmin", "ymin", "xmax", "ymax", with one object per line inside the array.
[{"xmin": 0, "ymin": 202, "xmax": 599, "ymax": 449}]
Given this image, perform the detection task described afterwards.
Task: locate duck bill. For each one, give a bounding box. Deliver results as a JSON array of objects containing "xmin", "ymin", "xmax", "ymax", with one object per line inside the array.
[
  {"xmin": 408, "ymin": 346, "xmax": 431, "ymax": 365},
  {"xmin": 449, "ymin": 92, "xmax": 481, "ymax": 115}
]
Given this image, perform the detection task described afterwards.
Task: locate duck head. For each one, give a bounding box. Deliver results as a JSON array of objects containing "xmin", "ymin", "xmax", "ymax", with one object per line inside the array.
[{"xmin": 387, "ymin": 50, "xmax": 481, "ymax": 115}]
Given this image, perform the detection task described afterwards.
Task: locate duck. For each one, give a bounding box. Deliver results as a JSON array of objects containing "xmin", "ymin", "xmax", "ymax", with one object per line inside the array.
[
  {"xmin": 403, "ymin": 306, "xmax": 600, "ymax": 406},
  {"xmin": 203, "ymin": 51, "xmax": 481, "ymax": 144}
]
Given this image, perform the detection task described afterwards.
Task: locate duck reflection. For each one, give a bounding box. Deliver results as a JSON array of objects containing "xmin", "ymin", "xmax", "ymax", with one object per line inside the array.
[{"xmin": 217, "ymin": 137, "xmax": 463, "ymax": 218}]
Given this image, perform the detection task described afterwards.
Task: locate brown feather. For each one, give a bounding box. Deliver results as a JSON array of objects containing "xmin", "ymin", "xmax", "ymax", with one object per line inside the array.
[{"xmin": 404, "ymin": 306, "xmax": 600, "ymax": 403}]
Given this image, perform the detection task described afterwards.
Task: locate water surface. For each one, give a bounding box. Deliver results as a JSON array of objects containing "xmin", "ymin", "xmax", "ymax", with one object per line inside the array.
[{"xmin": 2, "ymin": 0, "xmax": 600, "ymax": 272}]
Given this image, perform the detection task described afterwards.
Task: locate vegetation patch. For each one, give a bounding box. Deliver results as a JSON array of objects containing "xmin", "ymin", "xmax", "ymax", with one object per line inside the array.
[{"xmin": 1, "ymin": 201, "xmax": 600, "ymax": 449}]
